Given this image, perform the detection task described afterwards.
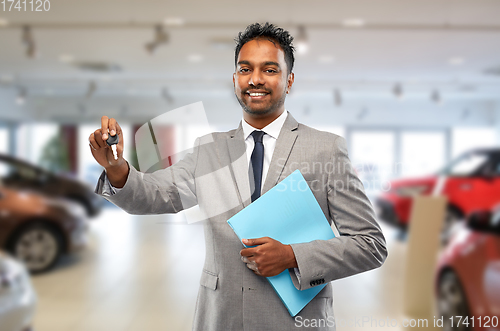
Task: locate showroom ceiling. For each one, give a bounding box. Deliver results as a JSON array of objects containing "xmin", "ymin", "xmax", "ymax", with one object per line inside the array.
[{"xmin": 0, "ymin": 0, "xmax": 499, "ymax": 123}]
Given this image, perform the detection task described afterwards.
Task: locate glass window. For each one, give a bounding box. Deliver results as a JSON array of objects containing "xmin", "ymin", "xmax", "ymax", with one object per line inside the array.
[
  {"xmin": 442, "ymin": 152, "xmax": 489, "ymax": 176},
  {"xmin": 452, "ymin": 128, "xmax": 496, "ymax": 158},
  {"xmin": 401, "ymin": 132, "xmax": 446, "ymax": 177},
  {"xmin": 350, "ymin": 131, "xmax": 394, "ymax": 196},
  {"xmin": 0, "ymin": 128, "xmax": 8, "ymax": 154}
]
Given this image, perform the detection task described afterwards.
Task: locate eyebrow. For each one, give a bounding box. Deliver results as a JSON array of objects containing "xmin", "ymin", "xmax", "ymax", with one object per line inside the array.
[{"xmin": 237, "ymin": 60, "xmax": 281, "ymax": 68}]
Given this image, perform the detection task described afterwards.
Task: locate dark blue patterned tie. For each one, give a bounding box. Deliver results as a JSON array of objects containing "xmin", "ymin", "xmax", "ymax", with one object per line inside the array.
[{"xmin": 250, "ymin": 130, "xmax": 265, "ymax": 202}]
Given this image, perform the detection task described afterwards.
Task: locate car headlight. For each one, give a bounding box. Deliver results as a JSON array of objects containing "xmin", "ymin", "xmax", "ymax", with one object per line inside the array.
[
  {"xmin": 395, "ymin": 185, "xmax": 430, "ymax": 197},
  {"xmin": 45, "ymin": 198, "xmax": 86, "ymax": 219},
  {"xmin": 0, "ymin": 254, "xmax": 28, "ymax": 291}
]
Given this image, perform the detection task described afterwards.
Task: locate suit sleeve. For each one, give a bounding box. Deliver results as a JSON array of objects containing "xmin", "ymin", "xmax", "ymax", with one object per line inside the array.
[
  {"xmin": 94, "ymin": 138, "xmax": 200, "ymax": 215},
  {"xmin": 289, "ymin": 136, "xmax": 388, "ymax": 290}
]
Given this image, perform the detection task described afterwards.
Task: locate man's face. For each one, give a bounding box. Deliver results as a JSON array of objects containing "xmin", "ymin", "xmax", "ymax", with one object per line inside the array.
[{"xmin": 233, "ymin": 38, "xmax": 294, "ymax": 117}]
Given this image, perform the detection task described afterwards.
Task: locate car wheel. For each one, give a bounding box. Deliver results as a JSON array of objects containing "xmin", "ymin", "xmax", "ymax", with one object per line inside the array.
[
  {"xmin": 441, "ymin": 207, "xmax": 463, "ymax": 245},
  {"xmin": 438, "ymin": 271, "xmax": 471, "ymax": 331},
  {"xmin": 8, "ymin": 222, "xmax": 63, "ymax": 273}
]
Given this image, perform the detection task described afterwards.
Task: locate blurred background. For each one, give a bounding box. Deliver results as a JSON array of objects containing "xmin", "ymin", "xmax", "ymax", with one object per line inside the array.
[{"xmin": 0, "ymin": 1, "xmax": 499, "ymax": 330}]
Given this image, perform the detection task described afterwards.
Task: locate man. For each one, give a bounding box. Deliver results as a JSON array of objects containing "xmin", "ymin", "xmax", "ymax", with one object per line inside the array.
[{"xmin": 90, "ymin": 23, "xmax": 387, "ymax": 330}]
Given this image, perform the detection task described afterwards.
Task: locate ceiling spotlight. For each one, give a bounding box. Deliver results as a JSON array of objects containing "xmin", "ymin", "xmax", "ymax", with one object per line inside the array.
[
  {"xmin": 22, "ymin": 26, "xmax": 36, "ymax": 58},
  {"xmin": 161, "ymin": 87, "xmax": 173, "ymax": 103},
  {"xmin": 163, "ymin": 17, "xmax": 185, "ymax": 26},
  {"xmin": 357, "ymin": 108, "xmax": 368, "ymax": 120},
  {"xmin": 319, "ymin": 55, "xmax": 335, "ymax": 64},
  {"xmin": 393, "ymin": 83, "xmax": 403, "ymax": 100},
  {"xmin": 59, "ymin": 54, "xmax": 75, "ymax": 63},
  {"xmin": 187, "ymin": 54, "xmax": 203, "ymax": 63},
  {"xmin": 145, "ymin": 25, "xmax": 169, "ymax": 54},
  {"xmin": 342, "ymin": 18, "xmax": 366, "ymax": 28},
  {"xmin": 16, "ymin": 87, "xmax": 27, "ymax": 105},
  {"xmin": 333, "ymin": 89, "xmax": 342, "ymax": 107},
  {"xmin": 77, "ymin": 103, "xmax": 87, "ymax": 114},
  {"xmin": 431, "ymin": 90, "xmax": 442, "ymax": 104},
  {"xmin": 86, "ymin": 81, "xmax": 96, "ymax": 99},
  {"xmin": 296, "ymin": 26, "xmax": 309, "ymax": 55},
  {"xmin": 449, "ymin": 57, "xmax": 465, "ymax": 66}
]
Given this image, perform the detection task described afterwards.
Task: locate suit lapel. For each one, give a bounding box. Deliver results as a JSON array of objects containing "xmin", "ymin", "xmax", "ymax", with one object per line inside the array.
[
  {"xmin": 262, "ymin": 113, "xmax": 299, "ymax": 194},
  {"xmin": 227, "ymin": 123, "xmax": 252, "ymax": 207}
]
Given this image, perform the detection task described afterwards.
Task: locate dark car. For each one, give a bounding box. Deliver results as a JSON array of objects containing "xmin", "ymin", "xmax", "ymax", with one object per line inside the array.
[
  {"xmin": 0, "ymin": 154, "xmax": 102, "ymax": 217},
  {"xmin": 0, "ymin": 186, "xmax": 89, "ymax": 273},
  {"xmin": 435, "ymin": 207, "xmax": 500, "ymax": 331}
]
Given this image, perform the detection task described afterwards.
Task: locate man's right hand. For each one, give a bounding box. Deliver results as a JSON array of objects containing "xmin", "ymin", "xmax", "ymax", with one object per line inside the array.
[{"xmin": 89, "ymin": 116, "xmax": 129, "ymax": 188}]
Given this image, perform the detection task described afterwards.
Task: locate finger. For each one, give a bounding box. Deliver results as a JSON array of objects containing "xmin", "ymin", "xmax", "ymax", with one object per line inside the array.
[
  {"xmin": 245, "ymin": 261, "xmax": 259, "ymax": 272},
  {"xmin": 242, "ymin": 237, "xmax": 271, "ymax": 246},
  {"xmin": 89, "ymin": 133, "xmax": 100, "ymax": 150},
  {"xmin": 116, "ymin": 141, "xmax": 123, "ymax": 158},
  {"xmin": 108, "ymin": 118, "xmax": 117, "ymax": 136},
  {"xmin": 93, "ymin": 129, "xmax": 106, "ymax": 148},
  {"xmin": 240, "ymin": 248, "xmax": 256, "ymax": 257},
  {"xmin": 101, "ymin": 116, "xmax": 109, "ymax": 140},
  {"xmin": 89, "ymin": 143, "xmax": 97, "ymax": 151},
  {"xmin": 115, "ymin": 120, "xmax": 123, "ymax": 137},
  {"xmin": 241, "ymin": 256, "xmax": 253, "ymax": 264}
]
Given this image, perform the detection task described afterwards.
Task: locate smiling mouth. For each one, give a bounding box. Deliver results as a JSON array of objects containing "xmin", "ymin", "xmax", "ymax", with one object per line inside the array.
[{"xmin": 246, "ymin": 91, "xmax": 269, "ymax": 99}]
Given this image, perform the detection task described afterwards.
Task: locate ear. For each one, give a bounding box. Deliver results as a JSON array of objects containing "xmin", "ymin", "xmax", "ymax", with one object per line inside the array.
[
  {"xmin": 233, "ymin": 72, "xmax": 236, "ymax": 87},
  {"xmin": 286, "ymin": 72, "xmax": 294, "ymax": 94}
]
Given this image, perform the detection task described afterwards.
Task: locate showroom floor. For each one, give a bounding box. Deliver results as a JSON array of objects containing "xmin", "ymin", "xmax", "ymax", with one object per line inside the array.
[{"xmin": 30, "ymin": 208, "xmax": 426, "ymax": 331}]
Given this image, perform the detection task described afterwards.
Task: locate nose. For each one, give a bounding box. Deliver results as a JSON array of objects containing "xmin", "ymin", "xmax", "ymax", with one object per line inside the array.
[{"xmin": 248, "ymin": 70, "xmax": 265, "ymax": 86}]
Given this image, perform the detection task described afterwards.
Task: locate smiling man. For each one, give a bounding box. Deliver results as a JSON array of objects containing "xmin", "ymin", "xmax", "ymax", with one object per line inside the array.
[{"xmin": 92, "ymin": 22, "xmax": 387, "ymax": 330}]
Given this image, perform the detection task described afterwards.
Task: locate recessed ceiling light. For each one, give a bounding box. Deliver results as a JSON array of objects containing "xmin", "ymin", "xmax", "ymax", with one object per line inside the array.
[
  {"xmin": 187, "ymin": 54, "xmax": 203, "ymax": 63},
  {"xmin": 59, "ymin": 54, "xmax": 75, "ymax": 63},
  {"xmin": 449, "ymin": 57, "xmax": 465, "ymax": 66},
  {"xmin": 163, "ymin": 17, "xmax": 185, "ymax": 26},
  {"xmin": 0, "ymin": 74, "xmax": 14, "ymax": 82},
  {"xmin": 342, "ymin": 18, "xmax": 365, "ymax": 28},
  {"xmin": 0, "ymin": 18, "xmax": 8, "ymax": 27},
  {"xmin": 318, "ymin": 55, "xmax": 335, "ymax": 64},
  {"xmin": 210, "ymin": 37, "xmax": 235, "ymax": 50}
]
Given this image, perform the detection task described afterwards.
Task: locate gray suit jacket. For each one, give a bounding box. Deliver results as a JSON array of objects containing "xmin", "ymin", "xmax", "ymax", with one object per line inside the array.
[{"xmin": 95, "ymin": 113, "xmax": 388, "ymax": 330}]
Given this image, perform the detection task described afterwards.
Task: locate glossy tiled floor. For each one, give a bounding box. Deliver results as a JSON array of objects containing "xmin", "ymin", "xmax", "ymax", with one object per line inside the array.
[{"xmin": 31, "ymin": 208, "xmax": 409, "ymax": 331}]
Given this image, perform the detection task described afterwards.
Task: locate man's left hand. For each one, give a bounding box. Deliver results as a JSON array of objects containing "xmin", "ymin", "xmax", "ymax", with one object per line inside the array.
[{"xmin": 240, "ymin": 237, "xmax": 298, "ymax": 277}]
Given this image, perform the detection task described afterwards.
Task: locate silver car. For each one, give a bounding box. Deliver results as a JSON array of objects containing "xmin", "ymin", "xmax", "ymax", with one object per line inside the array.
[{"xmin": 0, "ymin": 250, "xmax": 37, "ymax": 331}]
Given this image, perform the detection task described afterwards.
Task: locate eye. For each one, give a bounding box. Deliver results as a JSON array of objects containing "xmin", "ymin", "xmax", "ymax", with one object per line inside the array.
[
  {"xmin": 239, "ymin": 68, "xmax": 250, "ymax": 73},
  {"xmin": 265, "ymin": 69, "xmax": 277, "ymax": 73}
]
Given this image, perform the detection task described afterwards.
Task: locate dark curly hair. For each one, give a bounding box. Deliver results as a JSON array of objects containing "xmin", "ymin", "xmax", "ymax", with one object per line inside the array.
[{"xmin": 234, "ymin": 22, "xmax": 295, "ymax": 75}]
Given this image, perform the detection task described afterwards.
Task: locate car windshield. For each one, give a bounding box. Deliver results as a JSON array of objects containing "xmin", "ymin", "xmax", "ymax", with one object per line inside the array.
[{"xmin": 439, "ymin": 152, "xmax": 489, "ymax": 176}]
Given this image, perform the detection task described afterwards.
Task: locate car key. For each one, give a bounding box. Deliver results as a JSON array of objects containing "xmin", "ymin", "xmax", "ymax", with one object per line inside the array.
[{"xmin": 106, "ymin": 134, "xmax": 119, "ymax": 160}]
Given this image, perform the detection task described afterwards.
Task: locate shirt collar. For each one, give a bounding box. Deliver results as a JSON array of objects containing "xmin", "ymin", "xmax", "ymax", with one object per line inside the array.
[{"xmin": 242, "ymin": 110, "xmax": 289, "ymax": 141}]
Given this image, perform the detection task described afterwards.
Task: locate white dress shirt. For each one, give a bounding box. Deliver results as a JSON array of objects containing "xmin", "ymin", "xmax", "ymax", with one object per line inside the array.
[{"xmin": 241, "ymin": 109, "xmax": 288, "ymax": 191}]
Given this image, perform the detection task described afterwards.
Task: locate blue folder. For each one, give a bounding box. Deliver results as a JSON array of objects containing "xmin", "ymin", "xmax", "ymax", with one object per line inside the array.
[{"xmin": 227, "ymin": 170, "xmax": 335, "ymax": 316}]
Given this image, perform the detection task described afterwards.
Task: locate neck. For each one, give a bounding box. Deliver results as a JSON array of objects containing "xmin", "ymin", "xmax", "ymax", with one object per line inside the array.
[{"xmin": 243, "ymin": 108, "xmax": 284, "ymax": 129}]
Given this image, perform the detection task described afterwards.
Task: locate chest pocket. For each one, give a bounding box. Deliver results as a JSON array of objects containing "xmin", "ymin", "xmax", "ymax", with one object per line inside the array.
[{"xmin": 200, "ymin": 269, "xmax": 218, "ymax": 290}]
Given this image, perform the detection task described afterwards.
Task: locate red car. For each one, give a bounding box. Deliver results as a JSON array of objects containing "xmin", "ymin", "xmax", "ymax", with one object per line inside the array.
[
  {"xmin": 435, "ymin": 208, "xmax": 500, "ymax": 331},
  {"xmin": 376, "ymin": 148, "xmax": 500, "ymax": 232}
]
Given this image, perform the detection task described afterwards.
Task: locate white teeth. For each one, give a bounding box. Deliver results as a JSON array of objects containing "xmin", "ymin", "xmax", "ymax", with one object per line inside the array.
[{"xmin": 249, "ymin": 93, "xmax": 267, "ymax": 96}]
